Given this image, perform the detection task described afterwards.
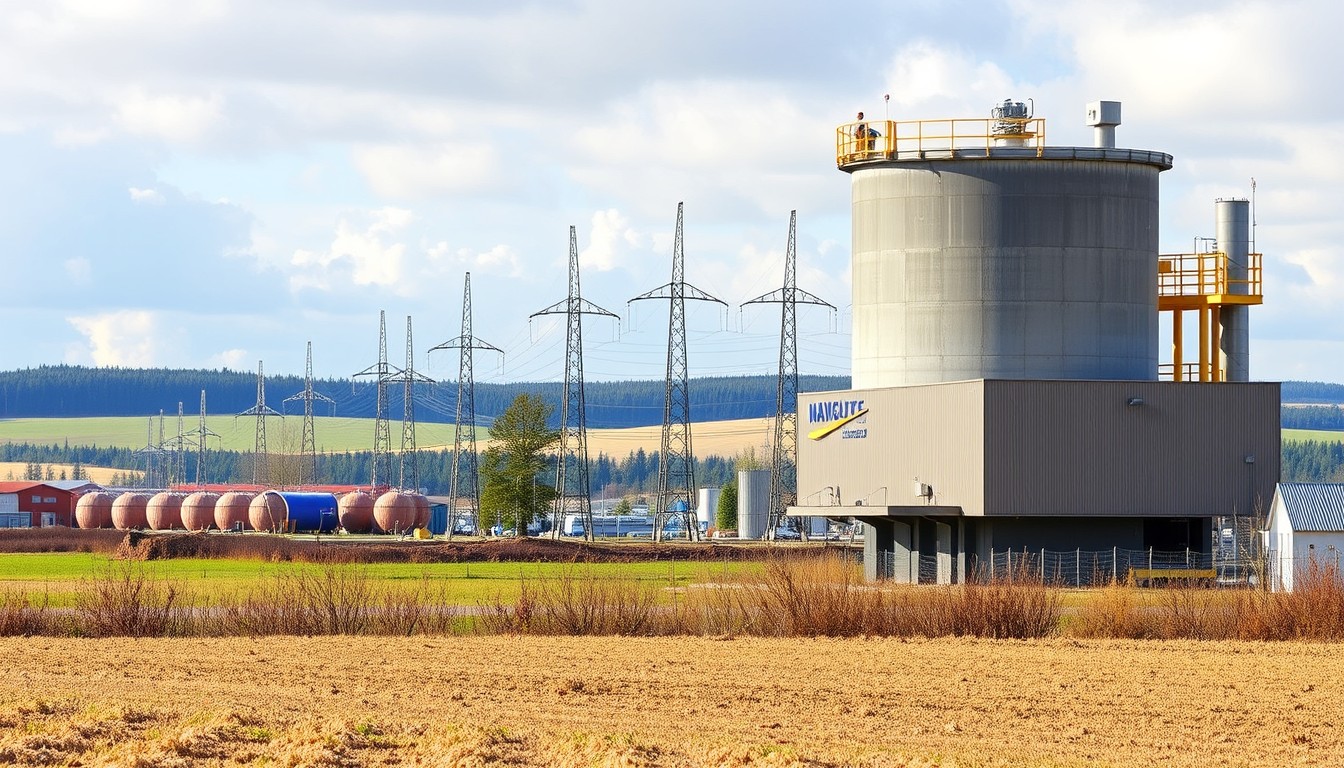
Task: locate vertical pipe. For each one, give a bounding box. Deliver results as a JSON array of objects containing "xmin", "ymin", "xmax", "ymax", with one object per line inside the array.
[
  {"xmin": 1210, "ymin": 306, "xmax": 1222, "ymax": 382},
  {"xmin": 1217, "ymin": 199, "xmax": 1251, "ymax": 381},
  {"xmin": 1172, "ymin": 311, "xmax": 1184, "ymax": 381},
  {"xmin": 1198, "ymin": 307, "xmax": 1210, "ymax": 382}
]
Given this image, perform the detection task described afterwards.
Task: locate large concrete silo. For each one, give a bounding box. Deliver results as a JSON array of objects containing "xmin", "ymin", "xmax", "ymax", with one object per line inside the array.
[{"xmin": 844, "ymin": 100, "xmax": 1173, "ymax": 388}]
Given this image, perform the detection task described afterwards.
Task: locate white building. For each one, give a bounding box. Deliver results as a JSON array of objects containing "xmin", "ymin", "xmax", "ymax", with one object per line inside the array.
[{"xmin": 1266, "ymin": 483, "xmax": 1344, "ymax": 592}]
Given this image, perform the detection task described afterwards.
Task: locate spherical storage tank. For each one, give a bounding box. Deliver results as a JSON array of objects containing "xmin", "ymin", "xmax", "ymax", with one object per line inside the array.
[
  {"xmin": 146, "ymin": 492, "xmax": 184, "ymax": 530},
  {"xmin": 213, "ymin": 491, "xmax": 254, "ymax": 531},
  {"xmin": 843, "ymin": 101, "xmax": 1173, "ymax": 389},
  {"xmin": 256, "ymin": 491, "xmax": 339, "ymax": 533},
  {"xmin": 249, "ymin": 492, "xmax": 288, "ymax": 532},
  {"xmin": 111, "ymin": 493, "xmax": 151, "ymax": 530},
  {"xmin": 75, "ymin": 492, "xmax": 115, "ymax": 529},
  {"xmin": 373, "ymin": 491, "xmax": 417, "ymax": 534},
  {"xmin": 181, "ymin": 491, "xmax": 220, "ymax": 532},
  {"xmin": 337, "ymin": 491, "xmax": 375, "ymax": 534}
]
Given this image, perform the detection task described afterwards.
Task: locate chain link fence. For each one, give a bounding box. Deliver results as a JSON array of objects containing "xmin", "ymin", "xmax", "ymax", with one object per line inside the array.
[{"xmin": 865, "ymin": 547, "xmax": 1267, "ymax": 587}]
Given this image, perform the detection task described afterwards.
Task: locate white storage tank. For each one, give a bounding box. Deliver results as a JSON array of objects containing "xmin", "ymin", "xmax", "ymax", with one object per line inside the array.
[
  {"xmin": 697, "ymin": 486, "xmax": 721, "ymax": 529},
  {"xmin": 737, "ymin": 469, "xmax": 771, "ymax": 540}
]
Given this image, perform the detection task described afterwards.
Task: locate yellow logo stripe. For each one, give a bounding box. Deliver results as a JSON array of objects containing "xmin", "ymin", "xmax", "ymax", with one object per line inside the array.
[{"xmin": 807, "ymin": 409, "xmax": 868, "ymax": 441}]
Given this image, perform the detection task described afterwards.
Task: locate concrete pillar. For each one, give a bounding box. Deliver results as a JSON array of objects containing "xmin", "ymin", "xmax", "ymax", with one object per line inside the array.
[
  {"xmin": 1218, "ymin": 198, "xmax": 1251, "ymax": 381},
  {"xmin": 863, "ymin": 520, "xmax": 893, "ymax": 582},
  {"xmin": 935, "ymin": 521, "xmax": 953, "ymax": 585}
]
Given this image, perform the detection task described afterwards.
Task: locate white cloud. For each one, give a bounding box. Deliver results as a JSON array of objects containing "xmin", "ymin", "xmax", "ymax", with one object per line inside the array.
[
  {"xmin": 580, "ymin": 209, "xmax": 640, "ymax": 272},
  {"xmin": 66, "ymin": 309, "xmax": 165, "ymax": 366},
  {"xmin": 128, "ymin": 186, "xmax": 164, "ymax": 204},
  {"xmin": 63, "ymin": 257, "xmax": 91, "ymax": 282},
  {"xmin": 354, "ymin": 143, "xmax": 498, "ymax": 199},
  {"xmin": 207, "ymin": 347, "xmax": 249, "ymax": 369},
  {"xmin": 115, "ymin": 88, "xmax": 225, "ymax": 145},
  {"xmin": 289, "ymin": 207, "xmax": 411, "ymax": 292}
]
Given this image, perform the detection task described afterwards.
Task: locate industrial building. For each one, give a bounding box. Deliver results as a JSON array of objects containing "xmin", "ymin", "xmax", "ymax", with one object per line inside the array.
[
  {"xmin": 788, "ymin": 100, "xmax": 1279, "ymax": 582},
  {"xmin": 1266, "ymin": 483, "xmax": 1344, "ymax": 592}
]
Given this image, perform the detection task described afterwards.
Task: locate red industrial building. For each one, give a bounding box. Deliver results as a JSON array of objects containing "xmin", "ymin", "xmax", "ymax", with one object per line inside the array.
[{"xmin": 0, "ymin": 482, "xmax": 79, "ymax": 528}]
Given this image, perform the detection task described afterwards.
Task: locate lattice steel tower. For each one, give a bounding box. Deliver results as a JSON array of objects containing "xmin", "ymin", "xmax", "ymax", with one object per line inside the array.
[
  {"xmin": 354, "ymin": 311, "xmax": 395, "ymax": 489},
  {"xmin": 386, "ymin": 316, "xmax": 435, "ymax": 490},
  {"xmin": 742, "ymin": 211, "xmax": 835, "ymax": 538},
  {"xmin": 431, "ymin": 273, "xmax": 502, "ymax": 536},
  {"xmin": 630, "ymin": 203, "xmax": 725, "ymax": 541},
  {"xmin": 238, "ymin": 360, "xmax": 282, "ymax": 485},
  {"xmin": 531, "ymin": 226, "xmax": 618, "ymax": 541},
  {"xmin": 170, "ymin": 401, "xmax": 185, "ymax": 486},
  {"xmin": 284, "ymin": 341, "xmax": 336, "ymax": 486},
  {"xmin": 190, "ymin": 390, "xmax": 220, "ymax": 486}
]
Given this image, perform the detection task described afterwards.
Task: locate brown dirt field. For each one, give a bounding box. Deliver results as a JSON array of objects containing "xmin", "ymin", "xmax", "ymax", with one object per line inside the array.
[{"xmin": 1, "ymin": 636, "xmax": 1339, "ymax": 767}]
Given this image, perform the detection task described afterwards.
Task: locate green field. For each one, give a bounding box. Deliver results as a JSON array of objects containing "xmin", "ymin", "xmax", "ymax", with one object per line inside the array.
[
  {"xmin": 1283, "ymin": 428, "xmax": 1344, "ymax": 443},
  {"xmin": 0, "ymin": 416, "xmax": 481, "ymax": 453},
  {"xmin": 0, "ymin": 552, "xmax": 747, "ymax": 606}
]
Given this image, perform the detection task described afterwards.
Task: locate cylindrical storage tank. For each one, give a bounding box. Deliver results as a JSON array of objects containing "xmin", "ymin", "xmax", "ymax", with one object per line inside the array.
[
  {"xmin": 181, "ymin": 491, "xmax": 220, "ymax": 532},
  {"xmin": 75, "ymin": 492, "xmax": 115, "ymax": 529},
  {"xmin": 410, "ymin": 493, "xmax": 430, "ymax": 529},
  {"xmin": 373, "ymin": 491, "xmax": 417, "ymax": 534},
  {"xmin": 146, "ymin": 492, "xmax": 184, "ymax": 531},
  {"xmin": 1217, "ymin": 198, "xmax": 1251, "ymax": 382},
  {"xmin": 263, "ymin": 491, "xmax": 339, "ymax": 533},
  {"xmin": 845, "ymin": 146, "xmax": 1172, "ymax": 388},
  {"xmin": 737, "ymin": 469, "xmax": 770, "ymax": 540},
  {"xmin": 111, "ymin": 492, "xmax": 150, "ymax": 530},
  {"xmin": 214, "ymin": 491, "xmax": 255, "ymax": 532},
  {"xmin": 697, "ymin": 487, "xmax": 721, "ymax": 528},
  {"xmin": 338, "ymin": 491, "xmax": 375, "ymax": 534},
  {"xmin": 249, "ymin": 492, "xmax": 289, "ymax": 532}
]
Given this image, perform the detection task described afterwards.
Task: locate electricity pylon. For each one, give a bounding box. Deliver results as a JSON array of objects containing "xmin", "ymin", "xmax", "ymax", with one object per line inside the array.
[
  {"xmin": 742, "ymin": 211, "xmax": 835, "ymax": 539},
  {"xmin": 134, "ymin": 416, "xmax": 164, "ymax": 489},
  {"xmin": 431, "ymin": 273, "xmax": 502, "ymax": 537},
  {"xmin": 283, "ymin": 341, "xmax": 336, "ymax": 486},
  {"xmin": 170, "ymin": 402, "xmax": 185, "ymax": 486},
  {"xmin": 384, "ymin": 316, "xmax": 435, "ymax": 490},
  {"xmin": 353, "ymin": 310, "xmax": 396, "ymax": 489},
  {"xmin": 237, "ymin": 360, "xmax": 282, "ymax": 486},
  {"xmin": 187, "ymin": 390, "xmax": 220, "ymax": 487},
  {"xmin": 629, "ymin": 202, "xmax": 725, "ymax": 541},
  {"xmin": 531, "ymin": 226, "xmax": 618, "ymax": 541}
]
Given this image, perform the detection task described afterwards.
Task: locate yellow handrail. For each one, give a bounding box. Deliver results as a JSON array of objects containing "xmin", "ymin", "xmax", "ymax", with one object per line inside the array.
[
  {"xmin": 835, "ymin": 117, "xmax": 1047, "ymax": 165},
  {"xmin": 1158, "ymin": 252, "xmax": 1262, "ymax": 298}
]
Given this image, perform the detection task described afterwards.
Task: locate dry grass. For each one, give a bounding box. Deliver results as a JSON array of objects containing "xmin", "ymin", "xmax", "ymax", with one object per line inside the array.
[{"xmin": 0, "ymin": 635, "xmax": 1340, "ymax": 767}]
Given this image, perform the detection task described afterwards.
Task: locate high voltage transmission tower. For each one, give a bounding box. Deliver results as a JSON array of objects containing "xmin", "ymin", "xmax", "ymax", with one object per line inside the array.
[
  {"xmin": 134, "ymin": 416, "xmax": 164, "ymax": 488},
  {"xmin": 283, "ymin": 341, "xmax": 335, "ymax": 486},
  {"xmin": 353, "ymin": 310, "xmax": 396, "ymax": 489},
  {"xmin": 187, "ymin": 390, "xmax": 220, "ymax": 487},
  {"xmin": 385, "ymin": 316, "xmax": 434, "ymax": 490},
  {"xmin": 531, "ymin": 226, "xmax": 618, "ymax": 542},
  {"xmin": 169, "ymin": 401, "xmax": 185, "ymax": 486},
  {"xmin": 741, "ymin": 211, "xmax": 835, "ymax": 539},
  {"xmin": 238, "ymin": 360, "xmax": 282, "ymax": 485},
  {"xmin": 431, "ymin": 272, "xmax": 502, "ymax": 537},
  {"xmin": 630, "ymin": 202, "xmax": 725, "ymax": 541}
]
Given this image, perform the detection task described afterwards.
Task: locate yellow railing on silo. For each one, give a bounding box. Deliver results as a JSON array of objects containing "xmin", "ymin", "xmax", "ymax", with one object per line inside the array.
[
  {"xmin": 1157, "ymin": 251, "xmax": 1263, "ymax": 383},
  {"xmin": 836, "ymin": 117, "xmax": 1047, "ymax": 166}
]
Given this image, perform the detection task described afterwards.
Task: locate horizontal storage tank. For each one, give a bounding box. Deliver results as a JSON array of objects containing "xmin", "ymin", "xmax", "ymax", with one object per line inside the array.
[
  {"xmin": 146, "ymin": 492, "xmax": 184, "ymax": 531},
  {"xmin": 258, "ymin": 491, "xmax": 339, "ymax": 533},
  {"xmin": 338, "ymin": 491, "xmax": 375, "ymax": 534},
  {"xmin": 181, "ymin": 491, "xmax": 219, "ymax": 532},
  {"xmin": 249, "ymin": 492, "xmax": 288, "ymax": 532},
  {"xmin": 737, "ymin": 469, "xmax": 770, "ymax": 540},
  {"xmin": 214, "ymin": 491, "xmax": 254, "ymax": 532},
  {"xmin": 111, "ymin": 492, "xmax": 151, "ymax": 530},
  {"xmin": 75, "ymin": 492, "xmax": 115, "ymax": 529},
  {"xmin": 844, "ymin": 104, "xmax": 1172, "ymax": 388},
  {"xmin": 411, "ymin": 493, "xmax": 430, "ymax": 529},
  {"xmin": 374, "ymin": 491, "xmax": 417, "ymax": 534}
]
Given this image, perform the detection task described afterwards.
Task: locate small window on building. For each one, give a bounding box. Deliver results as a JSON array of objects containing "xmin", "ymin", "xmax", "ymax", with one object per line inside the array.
[
  {"xmin": 43, "ymin": 497, "xmax": 56, "ymax": 503},
  {"xmin": 31, "ymin": 495, "xmax": 42, "ymax": 503}
]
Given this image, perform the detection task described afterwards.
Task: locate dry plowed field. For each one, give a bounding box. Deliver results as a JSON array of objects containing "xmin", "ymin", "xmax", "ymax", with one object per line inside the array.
[{"xmin": 1, "ymin": 636, "xmax": 1339, "ymax": 767}]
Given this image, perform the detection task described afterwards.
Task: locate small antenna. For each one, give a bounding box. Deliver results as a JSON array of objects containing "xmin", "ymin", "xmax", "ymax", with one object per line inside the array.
[{"xmin": 1250, "ymin": 177, "xmax": 1257, "ymax": 254}]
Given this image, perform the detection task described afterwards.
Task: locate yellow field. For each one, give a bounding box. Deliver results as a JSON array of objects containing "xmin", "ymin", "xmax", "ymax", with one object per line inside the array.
[
  {"xmin": 0, "ymin": 635, "xmax": 1338, "ymax": 766},
  {"xmin": 0, "ymin": 462, "xmax": 125, "ymax": 485}
]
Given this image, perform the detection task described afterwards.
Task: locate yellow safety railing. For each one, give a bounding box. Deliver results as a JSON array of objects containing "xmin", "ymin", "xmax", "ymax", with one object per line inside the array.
[
  {"xmin": 836, "ymin": 117, "xmax": 1047, "ymax": 166},
  {"xmin": 1159, "ymin": 362, "xmax": 1224, "ymax": 382},
  {"xmin": 1158, "ymin": 252, "xmax": 1262, "ymax": 298}
]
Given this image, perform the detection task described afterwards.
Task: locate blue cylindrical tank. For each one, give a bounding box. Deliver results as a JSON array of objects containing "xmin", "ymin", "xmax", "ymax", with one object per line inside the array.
[{"xmin": 263, "ymin": 491, "xmax": 340, "ymax": 533}]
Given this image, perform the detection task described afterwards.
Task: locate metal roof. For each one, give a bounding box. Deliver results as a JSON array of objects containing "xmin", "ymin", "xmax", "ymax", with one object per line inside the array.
[{"xmin": 1277, "ymin": 483, "xmax": 1344, "ymax": 532}]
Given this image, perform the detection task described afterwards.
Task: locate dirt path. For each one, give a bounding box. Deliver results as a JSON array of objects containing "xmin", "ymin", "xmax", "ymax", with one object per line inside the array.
[{"xmin": 0, "ymin": 636, "xmax": 1339, "ymax": 766}]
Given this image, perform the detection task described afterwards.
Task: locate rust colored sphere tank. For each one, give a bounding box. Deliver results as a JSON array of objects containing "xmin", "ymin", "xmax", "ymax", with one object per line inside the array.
[
  {"xmin": 111, "ymin": 492, "xmax": 151, "ymax": 530},
  {"xmin": 75, "ymin": 492, "xmax": 115, "ymax": 529},
  {"xmin": 373, "ymin": 491, "xmax": 416, "ymax": 534},
  {"xmin": 411, "ymin": 493, "xmax": 430, "ymax": 529},
  {"xmin": 249, "ymin": 492, "xmax": 288, "ymax": 532},
  {"xmin": 214, "ymin": 491, "xmax": 255, "ymax": 532},
  {"xmin": 146, "ymin": 492, "xmax": 184, "ymax": 530},
  {"xmin": 181, "ymin": 492, "xmax": 220, "ymax": 532},
  {"xmin": 338, "ymin": 491, "xmax": 375, "ymax": 534}
]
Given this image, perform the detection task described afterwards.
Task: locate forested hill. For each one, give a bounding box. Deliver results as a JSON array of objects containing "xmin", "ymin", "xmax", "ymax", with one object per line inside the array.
[{"xmin": 0, "ymin": 365, "xmax": 851, "ymax": 428}]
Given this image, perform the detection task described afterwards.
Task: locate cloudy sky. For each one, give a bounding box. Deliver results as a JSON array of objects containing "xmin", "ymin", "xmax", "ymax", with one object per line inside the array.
[{"xmin": 2, "ymin": 0, "xmax": 1341, "ymax": 390}]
